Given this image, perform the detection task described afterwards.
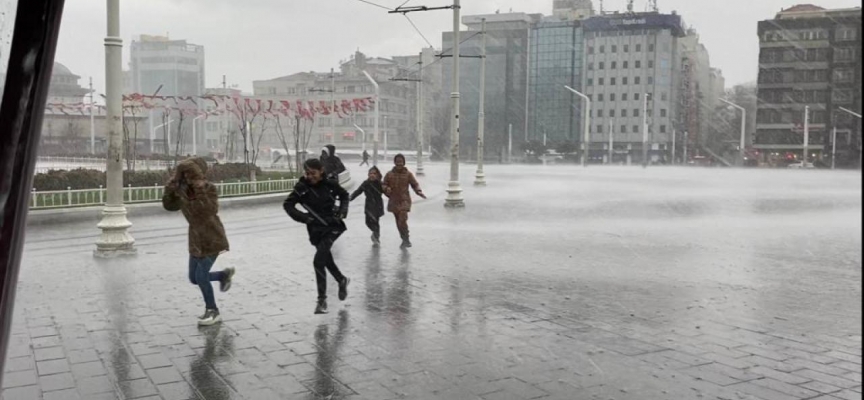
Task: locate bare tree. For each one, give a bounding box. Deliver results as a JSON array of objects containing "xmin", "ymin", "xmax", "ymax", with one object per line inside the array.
[
  {"xmin": 122, "ymin": 101, "xmax": 143, "ymax": 171},
  {"xmin": 273, "ymin": 115, "xmax": 295, "ymax": 175},
  {"xmin": 61, "ymin": 119, "xmax": 83, "ymax": 153},
  {"xmin": 173, "ymin": 110, "xmax": 187, "ymax": 166},
  {"xmin": 161, "ymin": 109, "xmax": 171, "ymax": 156}
]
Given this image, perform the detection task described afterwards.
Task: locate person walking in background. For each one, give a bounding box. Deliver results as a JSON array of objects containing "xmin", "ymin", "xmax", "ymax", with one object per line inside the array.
[
  {"xmin": 321, "ymin": 144, "xmax": 346, "ymax": 182},
  {"xmin": 162, "ymin": 157, "xmax": 235, "ymax": 326},
  {"xmin": 360, "ymin": 149, "xmax": 370, "ymax": 166},
  {"xmin": 382, "ymin": 154, "xmax": 426, "ymax": 249},
  {"xmin": 350, "ymin": 166, "xmax": 385, "ymax": 246},
  {"xmin": 283, "ymin": 159, "xmax": 351, "ymax": 314}
]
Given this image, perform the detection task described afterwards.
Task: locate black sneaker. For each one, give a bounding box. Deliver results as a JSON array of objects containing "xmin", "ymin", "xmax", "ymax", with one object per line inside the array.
[
  {"xmin": 400, "ymin": 238, "xmax": 412, "ymax": 248},
  {"xmin": 314, "ymin": 299, "xmax": 328, "ymax": 314},
  {"xmin": 220, "ymin": 267, "xmax": 236, "ymax": 292},
  {"xmin": 197, "ymin": 309, "xmax": 221, "ymax": 326},
  {"xmin": 338, "ymin": 277, "xmax": 350, "ymax": 301}
]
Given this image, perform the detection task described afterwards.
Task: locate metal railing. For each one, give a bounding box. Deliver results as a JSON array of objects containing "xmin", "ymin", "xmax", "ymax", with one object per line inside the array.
[{"xmin": 29, "ymin": 170, "xmax": 351, "ymax": 210}]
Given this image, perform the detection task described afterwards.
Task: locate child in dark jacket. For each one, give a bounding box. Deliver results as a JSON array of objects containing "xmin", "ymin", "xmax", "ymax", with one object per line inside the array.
[
  {"xmin": 283, "ymin": 158, "xmax": 351, "ymax": 314},
  {"xmin": 350, "ymin": 166, "xmax": 385, "ymax": 245}
]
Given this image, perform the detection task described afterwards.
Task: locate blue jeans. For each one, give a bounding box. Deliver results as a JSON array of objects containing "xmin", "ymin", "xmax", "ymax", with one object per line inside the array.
[{"xmin": 188, "ymin": 255, "xmax": 224, "ymax": 310}]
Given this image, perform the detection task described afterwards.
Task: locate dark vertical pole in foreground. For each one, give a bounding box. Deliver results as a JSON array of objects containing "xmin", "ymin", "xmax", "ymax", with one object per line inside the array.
[{"xmin": 0, "ymin": 0, "xmax": 66, "ymax": 384}]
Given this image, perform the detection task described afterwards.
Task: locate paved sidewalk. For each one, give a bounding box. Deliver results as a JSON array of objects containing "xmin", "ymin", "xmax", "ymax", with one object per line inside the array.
[{"xmin": 3, "ymin": 164, "xmax": 861, "ymax": 399}]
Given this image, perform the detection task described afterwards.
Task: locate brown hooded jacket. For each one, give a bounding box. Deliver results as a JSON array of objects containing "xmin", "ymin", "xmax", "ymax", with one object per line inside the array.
[{"xmin": 162, "ymin": 157, "xmax": 229, "ymax": 257}]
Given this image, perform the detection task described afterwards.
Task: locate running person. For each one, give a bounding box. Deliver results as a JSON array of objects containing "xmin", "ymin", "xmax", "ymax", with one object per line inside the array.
[
  {"xmin": 382, "ymin": 154, "xmax": 426, "ymax": 248},
  {"xmin": 283, "ymin": 159, "xmax": 351, "ymax": 314},
  {"xmin": 359, "ymin": 150, "xmax": 370, "ymax": 166},
  {"xmin": 162, "ymin": 157, "xmax": 234, "ymax": 326},
  {"xmin": 350, "ymin": 166, "xmax": 385, "ymax": 245}
]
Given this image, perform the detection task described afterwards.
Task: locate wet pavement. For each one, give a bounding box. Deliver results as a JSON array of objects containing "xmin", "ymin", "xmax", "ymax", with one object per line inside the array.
[{"xmin": 4, "ymin": 163, "xmax": 862, "ymax": 400}]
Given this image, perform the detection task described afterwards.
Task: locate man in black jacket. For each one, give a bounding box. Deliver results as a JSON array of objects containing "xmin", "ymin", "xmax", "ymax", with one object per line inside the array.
[
  {"xmin": 321, "ymin": 144, "xmax": 346, "ymax": 182},
  {"xmin": 283, "ymin": 158, "xmax": 351, "ymax": 314}
]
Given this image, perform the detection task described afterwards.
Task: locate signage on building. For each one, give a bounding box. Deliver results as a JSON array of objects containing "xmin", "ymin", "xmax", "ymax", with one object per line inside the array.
[{"xmin": 583, "ymin": 14, "xmax": 685, "ymax": 37}]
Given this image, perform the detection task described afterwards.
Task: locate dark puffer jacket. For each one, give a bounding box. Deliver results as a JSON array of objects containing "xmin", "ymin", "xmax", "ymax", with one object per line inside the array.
[
  {"xmin": 162, "ymin": 157, "xmax": 229, "ymax": 257},
  {"xmin": 283, "ymin": 177, "xmax": 349, "ymax": 245},
  {"xmin": 321, "ymin": 145, "xmax": 346, "ymax": 179}
]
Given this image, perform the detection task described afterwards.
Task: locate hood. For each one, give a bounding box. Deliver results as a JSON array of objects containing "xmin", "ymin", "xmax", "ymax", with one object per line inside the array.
[
  {"xmin": 325, "ymin": 145, "xmax": 336, "ymax": 157},
  {"xmin": 176, "ymin": 157, "xmax": 208, "ymax": 182}
]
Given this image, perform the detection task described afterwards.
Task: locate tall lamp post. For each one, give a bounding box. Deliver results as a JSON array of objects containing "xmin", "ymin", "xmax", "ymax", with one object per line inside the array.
[
  {"xmin": 95, "ymin": 0, "xmax": 136, "ymax": 257},
  {"xmin": 474, "ymin": 18, "xmax": 487, "ymax": 186},
  {"xmin": 362, "ymin": 71, "xmax": 379, "ymax": 166},
  {"xmin": 444, "ymin": 0, "xmax": 465, "ymax": 208},
  {"xmin": 564, "ymin": 85, "xmax": 590, "ymax": 167},
  {"xmin": 719, "ymin": 98, "xmax": 746, "ymax": 166},
  {"xmin": 838, "ymin": 106, "xmax": 862, "ymax": 169}
]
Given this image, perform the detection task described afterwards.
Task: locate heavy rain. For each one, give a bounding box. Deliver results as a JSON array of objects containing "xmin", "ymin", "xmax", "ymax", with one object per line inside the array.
[{"xmin": 0, "ymin": 0, "xmax": 861, "ymax": 399}]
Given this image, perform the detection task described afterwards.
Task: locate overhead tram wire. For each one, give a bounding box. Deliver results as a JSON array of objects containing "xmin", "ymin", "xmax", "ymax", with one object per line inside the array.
[
  {"xmin": 404, "ymin": 14, "xmax": 434, "ymax": 48},
  {"xmin": 353, "ymin": 0, "xmax": 393, "ymax": 11}
]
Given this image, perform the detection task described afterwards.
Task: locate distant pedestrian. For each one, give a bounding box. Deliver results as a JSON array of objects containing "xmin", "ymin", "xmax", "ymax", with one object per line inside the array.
[
  {"xmin": 283, "ymin": 158, "xmax": 351, "ymax": 314},
  {"xmin": 382, "ymin": 153, "xmax": 426, "ymax": 248},
  {"xmin": 360, "ymin": 150, "xmax": 370, "ymax": 166},
  {"xmin": 162, "ymin": 157, "xmax": 235, "ymax": 326},
  {"xmin": 321, "ymin": 144, "xmax": 346, "ymax": 182},
  {"xmin": 350, "ymin": 166, "xmax": 384, "ymax": 245}
]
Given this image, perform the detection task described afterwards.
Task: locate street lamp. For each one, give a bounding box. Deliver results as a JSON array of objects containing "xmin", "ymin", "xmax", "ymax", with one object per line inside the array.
[
  {"xmin": 719, "ymin": 98, "xmax": 746, "ymax": 167},
  {"xmin": 362, "ymin": 70, "xmax": 379, "ymax": 166},
  {"xmin": 95, "ymin": 0, "xmax": 136, "ymax": 257},
  {"xmin": 354, "ymin": 124, "xmax": 366, "ymax": 153},
  {"xmin": 150, "ymin": 119, "xmax": 174, "ymax": 154},
  {"xmin": 474, "ymin": 18, "xmax": 487, "ymax": 186},
  {"xmin": 564, "ymin": 85, "xmax": 590, "ymax": 167},
  {"xmin": 191, "ymin": 114, "xmax": 207, "ymax": 156},
  {"xmin": 444, "ymin": 0, "xmax": 465, "ymax": 208},
  {"xmin": 838, "ymin": 107, "xmax": 862, "ymax": 169}
]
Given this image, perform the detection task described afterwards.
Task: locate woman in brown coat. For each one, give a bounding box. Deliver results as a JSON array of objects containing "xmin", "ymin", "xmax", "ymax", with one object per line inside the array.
[
  {"xmin": 162, "ymin": 157, "xmax": 234, "ymax": 326},
  {"xmin": 382, "ymin": 154, "xmax": 426, "ymax": 248}
]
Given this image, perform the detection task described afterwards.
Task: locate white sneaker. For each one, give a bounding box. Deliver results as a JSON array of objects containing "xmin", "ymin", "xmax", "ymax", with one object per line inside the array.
[{"xmin": 197, "ymin": 309, "xmax": 221, "ymax": 326}]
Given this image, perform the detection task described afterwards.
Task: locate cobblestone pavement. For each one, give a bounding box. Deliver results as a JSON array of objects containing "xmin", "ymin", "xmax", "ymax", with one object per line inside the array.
[{"xmin": 3, "ymin": 164, "xmax": 862, "ymax": 400}]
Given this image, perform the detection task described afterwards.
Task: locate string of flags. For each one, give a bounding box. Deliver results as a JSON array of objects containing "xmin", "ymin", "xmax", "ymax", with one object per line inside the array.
[{"xmin": 44, "ymin": 93, "xmax": 375, "ymax": 121}]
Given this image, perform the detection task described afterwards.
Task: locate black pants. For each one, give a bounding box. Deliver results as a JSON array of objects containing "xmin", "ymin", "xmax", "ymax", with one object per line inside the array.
[
  {"xmin": 360, "ymin": 159, "xmax": 369, "ymax": 166},
  {"xmin": 365, "ymin": 212, "xmax": 380, "ymax": 238},
  {"xmin": 313, "ymin": 233, "xmax": 346, "ymax": 300}
]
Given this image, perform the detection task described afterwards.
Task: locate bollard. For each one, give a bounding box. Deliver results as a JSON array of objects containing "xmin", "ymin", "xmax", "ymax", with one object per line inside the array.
[{"xmin": 99, "ymin": 185, "xmax": 103, "ymax": 204}]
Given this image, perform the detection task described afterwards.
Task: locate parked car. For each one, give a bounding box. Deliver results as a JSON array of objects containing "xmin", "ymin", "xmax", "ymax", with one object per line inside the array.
[{"xmin": 787, "ymin": 162, "xmax": 814, "ymax": 169}]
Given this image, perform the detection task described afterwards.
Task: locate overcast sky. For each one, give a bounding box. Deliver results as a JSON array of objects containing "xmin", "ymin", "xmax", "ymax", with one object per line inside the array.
[{"xmin": 54, "ymin": 0, "xmax": 860, "ymax": 96}]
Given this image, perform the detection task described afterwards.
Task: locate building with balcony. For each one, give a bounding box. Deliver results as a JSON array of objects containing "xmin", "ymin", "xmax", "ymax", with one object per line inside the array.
[{"xmin": 755, "ymin": 4, "xmax": 861, "ymax": 166}]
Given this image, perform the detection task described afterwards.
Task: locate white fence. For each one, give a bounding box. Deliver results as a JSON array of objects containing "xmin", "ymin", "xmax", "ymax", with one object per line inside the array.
[
  {"xmin": 29, "ymin": 170, "xmax": 351, "ymax": 210},
  {"xmin": 31, "ymin": 178, "xmax": 297, "ymax": 210},
  {"xmin": 33, "ymin": 156, "xmax": 294, "ymax": 174}
]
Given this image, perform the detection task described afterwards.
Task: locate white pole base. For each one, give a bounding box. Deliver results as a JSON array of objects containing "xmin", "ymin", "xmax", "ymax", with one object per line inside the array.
[
  {"xmin": 444, "ymin": 181, "xmax": 465, "ymax": 208},
  {"xmin": 474, "ymin": 172, "xmax": 486, "ymax": 186},
  {"xmin": 94, "ymin": 205, "xmax": 137, "ymax": 258}
]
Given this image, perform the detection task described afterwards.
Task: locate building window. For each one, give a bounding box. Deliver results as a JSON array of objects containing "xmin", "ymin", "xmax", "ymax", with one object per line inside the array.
[
  {"xmin": 597, "ymin": 124, "xmax": 604, "ymax": 133},
  {"xmin": 660, "ymin": 109, "xmax": 667, "ymax": 117},
  {"xmin": 611, "ymin": 45, "xmax": 617, "ymax": 53},
  {"xmin": 633, "ymin": 125, "xmax": 639, "ymax": 133},
  {"xmin": 634, "ymin": 109, "xmax": 640, "ymax": 117},
  {"xmin": 621, "ymin": 109, "xmax": 627, "ymax": 117},
  {"xmin": 610, "ymin": 93, "xmax": 616, "ymax": 101},
  {"xmin": 598, "ymin": 78, "xmax": 604, "ymax": 85},
  {"xmin": 636, "ymin": 44, "xmax": 642, "ymax": 52},
  {"xmin": 611, "ymin": 77, "xmax": 616, "ymax": 85},
  {"xmin": 611, "ymin": 61, "xmax": 617, "ymax": 69},
  {"xmin": 347, "ymin": 86, "xmax": 355, "ymax": 93},
  {"xmin": 588, "ymin": 62, "xmax": 594, "ymax": 70},
  {"xmin": 620, "ymin": 125, "xmax": 627, "ymax": 133},
  {"xmin": 600, "ymin": 45, "xmax": 605, "ymax": 53},
  {"xmin": 648, "ymin": 44, "xmax": 655, "ymax": 52},
  {"xmin": 623, "ymin": 61, "xmax": 629, "ymax": 69},
  {"xmin": 833, "ymin": 89, "xmax": 852, "ymax": 103},
  {"xmin": 624, "ymin": 44, "xmax": 629, "ymax": 53},
  {"xmin": 609, "ymin": 109, "xmax": 615, "ymax": 117},
  {"xmin": 648, "ymin": 60, "xmax": 654, "ymax": 68},
  {"xmin": 834, "ymin": 47, "xmax": 855, "ymax": 62},
  {"xmin": 587, "ymin": 78, "xmax": 593, "ymax": 86},
  {"xmin": 833, "ymin": 69, "xmax": 853, "ymax": 83},
  {"xmin": 588, "ymin": 46, "xmax": 595, "ymax": 54},
  {"xmin": 836, "ymin": 28, "xmax": 857, "ymax": 41},
  {"xmin": 599, "ymin": 62, "xmax": 605, "ymax": 70},
  {"xmin": 622, "ymin": 93, "xmax": 628, "ymax": 101},
  {"xmin": 598, "ymin": 94, "xmax": 604, "ymax": 101},
  {"xmin": 660, "ymin": 125, "xmax": 666, "ymax": 133},
  {"xmin": 597, "ymin": 109, "xmax": 604, "ymax": 117},
  {"xmin": 647, "ymin": 76, "xmax": 653, "ymax": 84},
  {"xmin": 622, "ymin": 77, "xmax": 628, "ymax": 85},
  {"xmin": 635, "ymin": 60, "xmax": 641, "ymax": 68},
  {"xmin": 635, "ymin": 93, "xmax": 641, "ymax": 101},
  {"xmin": 661, "ymin": 92, "xmax": 667, "ymax": 101},
  {"xmin": 635, "ymin": 76, "xmax": 641, "ymax": 84}
]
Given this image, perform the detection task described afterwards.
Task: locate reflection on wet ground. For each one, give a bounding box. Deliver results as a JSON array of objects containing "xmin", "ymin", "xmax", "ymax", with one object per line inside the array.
[{"xmin": 4, "ymin": 164, "xmax": 862, "ymax": 399}]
